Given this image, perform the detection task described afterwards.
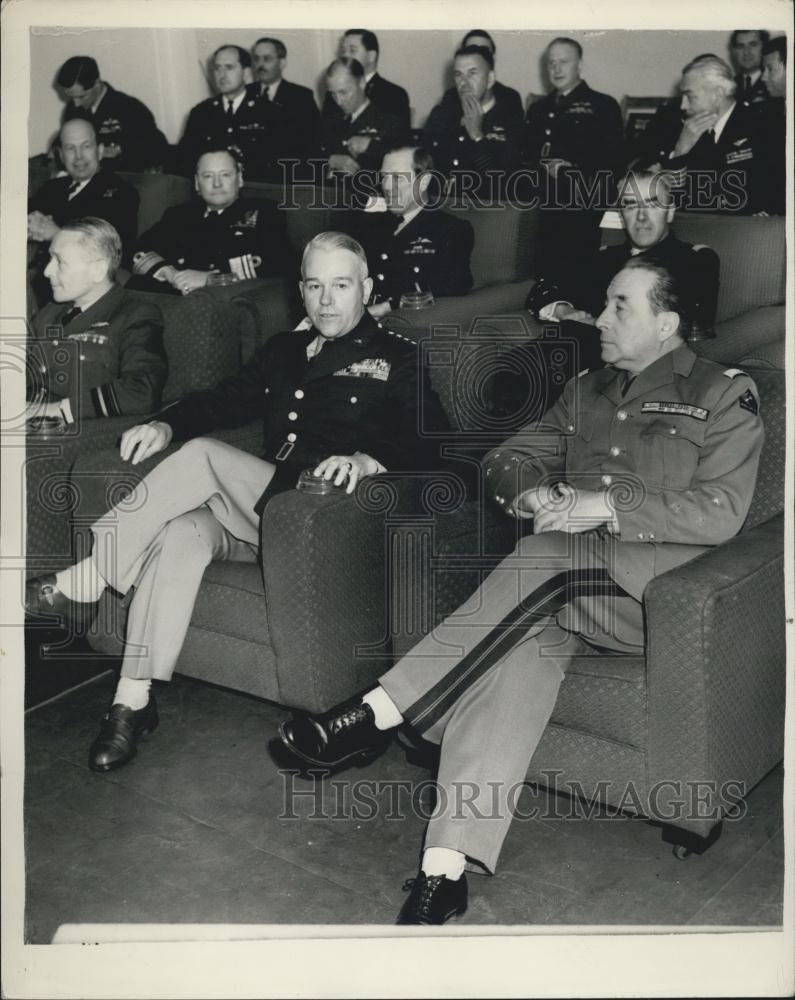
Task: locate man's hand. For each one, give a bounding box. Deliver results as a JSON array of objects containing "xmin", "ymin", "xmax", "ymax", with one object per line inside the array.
[
  {"xmin": 314, "ymin": 452, "xmax": 381, "ymax": 494},
  {"xmin": 28, "ymin": 211, "xmax": 59, "ymax": 242},
  {"xmin": 532, "ymin": 483, "xmax": 614, "ymax": 534},
  {"xmin": 153, "ymin": 264, "xmax": 179, "ymax": 284},
  {"xmin": 367, "ymin": 301, "xmax": 392, "ymax": 319},
  {"xmin": 673, "ymin": 111, "xmax": 719, "ymax": 157},
  {"xmin": 346, "ymin": 135, "xmax": 372, "ymax": 156},
  {"xmin": 460, "ymin": 89, "xmax": 484, "ymax": 141},
  {"xmin": 508, "ymin": 483, "xmax": 559, "ymax": 520},
  {"xmin": 542, "ymin": 158, "xmax": 572, "ymax": 180},
  {"xmin": 120, "ymin": 421, "xmax": 173, "ymax": 464},
  {"xmin": 170, "ymin": 269, "xmax": 214, "ymax": 295},
  {"xmin": 328, "ymin": 153, "xmax": 361, "ymax": 175}
]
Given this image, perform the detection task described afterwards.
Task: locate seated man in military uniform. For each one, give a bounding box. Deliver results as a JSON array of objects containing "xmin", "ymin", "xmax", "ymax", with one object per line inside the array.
[
  {"xmin": 423, "ymin": 44, "xmax": 523, "ymax": 199},
  {"xmin": 317, "ymin": 58, "xmax": 404, "ymax": 190},
  {"xmin": 344, "ymin": 145, "xmax": 474, "ymax": 318},
  {"xmin": 276, "ymin": 257, "xmax": 764, "ymax": 925},
  {"xmin": 28, "ymin": 118, "xmax": 139, "ymax": 308},
  {"xmin": 25, "ymin": 232, "xmax": 449, "ymax": 777},
  {"xmin": 128, "ymin": 145, "xmax": 289, "ymax": 294},
  {"xmin": 56, "ymin": 55, "xmax": 169, "ymax": 172},
  {"xmin": 26, "ymin": 216, "xmax": 166, "ymax": 424}
]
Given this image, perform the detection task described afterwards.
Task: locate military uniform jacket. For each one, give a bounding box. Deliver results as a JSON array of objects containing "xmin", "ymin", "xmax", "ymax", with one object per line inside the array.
[
  {"xmin": 651, "ymin": 103, "xmax": 767, "ymax": 213},
  {"xmin": 158, "ymin": 311, "xmax": 449, "ymax": 509},
  {"xmin": 62, "ymin": 83, "xmax": 168, "ymax": 171},
  {"xmin": 522, "ymin": 81, "xmax": 624, "ymax": 179},
  {"xmin": 132, "ymin": 197, "xmax": 289, "ymax": 280},
  {"xmin": 28, "ymin": 284, "xmax": 167, "ymax": 420},
  {"xmin": 176, "ymin": 93, "xmax": 269, "ymax": 177},
  {"xmin": 250, "ymin": 80, "xmax": 320, "ymax": 180},
  {"xmin": 423, "ymin": 93, "xmax": 523, "ymax": 180},
  {"xmin": 527, "ymin": 234, "xmax": 721, "ymax": 328},
  {"xmin": 734, "ymin": 72, "xmax": 769, "ymax": 109},
  {"xmin": 29, "ymin": 168, "xmax": 139, "ymax": 255},
  {"xmin": 345, "ymin": 208, "xmax": 475, "ymax": 308},
  {"xmin": 322, "ymin": 73, "xmax": 411, "ymax": 130},
  {"xmin": 438, "ymin": 81, "xmax": 524, "ymax": 122},
  {"xmin": 317, "ymin": 102, "xmax": 404, "ymax": 173},
  {"xmin": 482, "ymin": 345, "xmax": 763, "ymax": 600},
  {"xmin": 751, "ymin": 98, "xmax": 786, "ymax": 215}
]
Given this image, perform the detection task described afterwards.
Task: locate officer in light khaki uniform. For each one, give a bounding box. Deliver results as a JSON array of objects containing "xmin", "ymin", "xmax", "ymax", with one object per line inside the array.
[{"xmin": 276, "ymin": 255, "xmax": 764, "ymax": 924}]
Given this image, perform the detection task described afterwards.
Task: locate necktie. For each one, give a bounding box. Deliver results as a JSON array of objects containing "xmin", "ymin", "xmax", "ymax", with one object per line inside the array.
[
  {"xmin": 391, "ymin": 214, "xmax": 405, "ymax": 234},
  {"xmin": 744, "ymin": 75, "xmax": 751, "ymax": 98},
  {"xmin": 225, "ymin": 100, "xmax": 234, "ymax": 117},
  {"xmin": 60, "ymin": 305, "xmax": 81, "ymax": 326},
  {"xmin": 707, "ymin": 128, "xmax": 716, "ymax": 144},
  {"xmin": 67, "ymin": 179, "xmax": 81, "ymax": 199}
]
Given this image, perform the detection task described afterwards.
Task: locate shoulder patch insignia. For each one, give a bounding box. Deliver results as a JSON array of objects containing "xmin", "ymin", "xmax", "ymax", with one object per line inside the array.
[
  {"xmin": 738, "ymin": 388, "xmax": 759, "ymax": 415},
  {"xmin": 642, "ymin": 401, "xmax": 709, "ymax": 420},
  {"xmin": 723, "ymin": 368, "xmax": 747, "ymax": 379}
]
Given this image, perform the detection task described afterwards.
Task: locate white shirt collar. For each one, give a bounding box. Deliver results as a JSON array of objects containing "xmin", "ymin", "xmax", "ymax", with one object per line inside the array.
[
  {"xmin": 267, "ymin": 80, "xmax": 281, "ymax": 100},
  {"xmin": 743, "ymin": 69, "xmax": 762, "ymax": 85},
  {"xmin": 480, "ymin": 95, "xmax": 496, "ymax": 115},
  {"xmin": 350, "ymin": 99, "xmax": 370, "ymax": 123},
  {"xmin": 712, "ymin": 103, "xmax": 736, "ymax": 143},
  {"xmin": 67, "ymin": 176, "xmax": 92, "ymax": 199},
  {"xmin": 364, "ymin": 70, "xmax": 376, "ymax": 85},
  {"xmin": 393, "ymin": 204, "xmax": 423, "ymax": 234},
  {"xmin": 90, "ymin": 82, "xmax": 107, "ymax": 114},
  {"xmin": 222, "ymin": 90, "xmax": 246, "ymax": 114}
]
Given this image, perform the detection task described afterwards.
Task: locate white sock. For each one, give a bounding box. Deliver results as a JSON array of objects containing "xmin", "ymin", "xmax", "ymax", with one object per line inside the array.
[
  {"xmin": 362, "ymin": 685, "xmax": 403, "ymax": 731},
  {"xmin": 54, "ymin": 557, "xmax": 107, "ymax": 603},
  {"xmin": 113, "ymin": 677, "xmax": 152, "ymax": 711},
  {"xmin": 421, "ymin": 847, "xmax": 466, "ymax": 881}
]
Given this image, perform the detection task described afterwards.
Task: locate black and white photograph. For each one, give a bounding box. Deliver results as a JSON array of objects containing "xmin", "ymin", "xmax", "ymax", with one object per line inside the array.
[{"xmin": 1, "ymin": 0, "xmax": 792, "ymax": 996}]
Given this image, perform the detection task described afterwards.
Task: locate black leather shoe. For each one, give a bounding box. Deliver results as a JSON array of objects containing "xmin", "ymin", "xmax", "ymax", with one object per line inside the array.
[
  {"xmin": 396, "ymin": 872, "xmax": 468, "ymax": 925},
  {"xmin": 278, "ymin": 696, "xmax": 390, "ymax": 772},
  {"xmin": 88, "ymin": 696, "xmax": 159, "ymax": 773},
  {"xmin": 25, "ymin": 573, "xmax": 99, "ymax": 629}
]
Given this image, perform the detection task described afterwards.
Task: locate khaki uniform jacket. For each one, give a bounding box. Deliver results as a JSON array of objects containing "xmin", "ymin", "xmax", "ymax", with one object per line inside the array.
[{"xmin": 482, "ymin": 345, "xmax": 764, "ymax": 600}]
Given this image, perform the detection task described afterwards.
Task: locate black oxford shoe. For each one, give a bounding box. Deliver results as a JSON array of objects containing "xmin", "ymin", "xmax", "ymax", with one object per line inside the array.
[
  {"xmin": 278, "ymin": 696, "xmax": 390, "ymax": 772},
  {"xmin": 397, "ymin": 872, "xmax": 468, "ymax": 925},
  {"xmin": 25, "ymin": 573, "xmax": 99, "ymax": 629},
  {"xmin": 88, "ymin": 696, "xmax": 159, "ymax": 773}
]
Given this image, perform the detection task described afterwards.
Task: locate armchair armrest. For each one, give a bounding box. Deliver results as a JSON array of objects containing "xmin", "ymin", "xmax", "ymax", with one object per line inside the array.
[
  {"xmin": 386, "ymin": 281, "xmax": 534, "ymax": 339},
  {"xmin": 643, "ymin": 513, "xmax": 785, "ymax": 828}
]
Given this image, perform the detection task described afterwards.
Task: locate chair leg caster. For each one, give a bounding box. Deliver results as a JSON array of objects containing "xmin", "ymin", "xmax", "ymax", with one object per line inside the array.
[{"xmin": 661, "ymin": 820, "xmax": 723, "ymax": 859}]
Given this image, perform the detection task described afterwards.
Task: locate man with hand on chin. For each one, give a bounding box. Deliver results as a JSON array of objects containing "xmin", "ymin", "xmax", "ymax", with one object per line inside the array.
[
  {"xmin": 25, "ymin": 232, "xmax": 447, "ymax": 775},
  {"xmin": 276, "ymin": 257, "xmax": 763, "ymax": 925}
]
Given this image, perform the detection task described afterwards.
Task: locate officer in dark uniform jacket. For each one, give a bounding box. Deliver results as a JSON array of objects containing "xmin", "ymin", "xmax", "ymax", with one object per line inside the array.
[
  {"xmin": 527, "ymin": 170, "xmax": 721, "ymax": 332},
  {"xmin": 730, "ymin": 30, "xmax": 771, "ymax": 108},
  {"xmin": 129, "ymin": 147, "xmax": 289, "ymax": 293},
  {"xmin": 57, "ymin": 56, "xmax": 168, "ymax": 171},
  {"xmin": 319, "ymin": 58, "xmax": 404, "ymax": 188},
  {"xmin": 250, "ymin": 36, "xmax": 320, "ymax": 181},
  {"xmin": 321, "ymin": 29, "xmax": 410, "ymax": 129},
  {"xmin": 344, "ymin": 146, "xmax": 474, "ymax": 313},
  {"xmin": 752, "ymin": 37, "xmax": 787, "ymax": 215},
  {"xmin": 436, "ymin": 29, "xmax": 523, "ymax": 121},
  {"xmin": 639, "ymin": 56, "xmax": 768, "ymax": 213},
  {"xmin": 27, "ymin": 218, "xmax": 166, "ymax": 423},
  {"xmin": 423, "ymin": 45, "xmax": 523, "ymax": 196},
  {"xmin": 176, "ymin": 45, "xmax": 269, "ymax": 178}
]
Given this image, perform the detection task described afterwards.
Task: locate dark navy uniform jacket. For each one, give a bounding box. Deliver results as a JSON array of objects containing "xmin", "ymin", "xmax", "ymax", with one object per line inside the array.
[
  {"xmin": 176, "ymin": 93, "xmax": 269, "ymax": 177},
  {"xmin": 250, "ymin": 80, "xmax": 320, "ymax": 180},
  {"xmin": 317, "ymin": 102, "xmax": 404, "ymax": 174},
  {"xmin": 322, "ymin": 73, "xmax": 411, "ymax": 130},
  {"xmin": 527, "ymin": 233, "xmax": 721, "ymax": 329},
  {"xmin": 345, "ymin": 208, "xmax": 474, "ymax": 308},
  {"xmin": 157, "ymin": 311, "xmax": 450, "ymax": 511},
  {"xmin": 483, "ymin": 345, "xmax": 764, "ymax": 601},
  {"xmin": 423, "ymin": 91, "xmax": 523, "ymax": 185},
  {"xmin": 522, "ymin": 80, "xmax": 624, "ymax": 180},
  {"xmin": 29, "ymin": 168, "xmax": 140, "ymax": 255},
  {"xmin": 131, "ymin": 196, "xmax": 290, "ymax": 283},
  {"xmin": 734, "ymin": 72, "xmax": 769, "ymax": 109},
  {"xmin": 62, "ymin": 83, "xmax": 168, "ymax": 171},
  {"xmin": 28, "ymin": 284, "xmax": 167, "ymax": 420}
]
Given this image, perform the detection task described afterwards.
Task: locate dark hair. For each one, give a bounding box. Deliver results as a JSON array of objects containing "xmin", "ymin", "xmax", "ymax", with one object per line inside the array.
[
  {"xmin": 454, "ymin": 44, "xmax": 495, "ymax": 70},
  {"xmin": 548, "ymin": 36, "xmax": 583, "ymax": 59},
  {"xmin": 194, "ymin": 144, "xmax": 244, "ymax": 170},
  {"xmin": 327, "ymin": 57, "xmax": 365, "ymax": 80},
  {"xmin": 462, "ymin": 29, "xmax": 496, "ymax": 53},
  {"xmin": 253, "ymin": 37, "xmax": 286, "ymax": 60},
  {"xmin": 212, "ymin": 44, "xmax": 251, "ymax": 68},
  {"xmin": 730, "ymin": 30, "xmax": 770, "ymax": 48},
  {"xmin": 383, "ymin": 144, "xmax": 435, "ymax": 174},
  {"xmin": 56, "ymin": 56, "xmax": 99, "ymax": 89},
  {"xmin": 344, "ymin": 29, "xmax": 379, "ymax": 54},
  {"xmin": 762, "ymin": 35, "xmax": 787, "ymax": 64},
  {"xmin": 621, "ymin": 258, "xmax": 690, "ymax": 339}
]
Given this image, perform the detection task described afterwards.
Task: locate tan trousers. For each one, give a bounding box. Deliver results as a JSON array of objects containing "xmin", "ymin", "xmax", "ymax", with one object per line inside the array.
[
  {"xmin": 90, "ymin": 438, "xmax": 275, "ymax": 681},
  {"xmin": 379, "ymin": 529, "xmax": 646, "ymax": 874}
]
